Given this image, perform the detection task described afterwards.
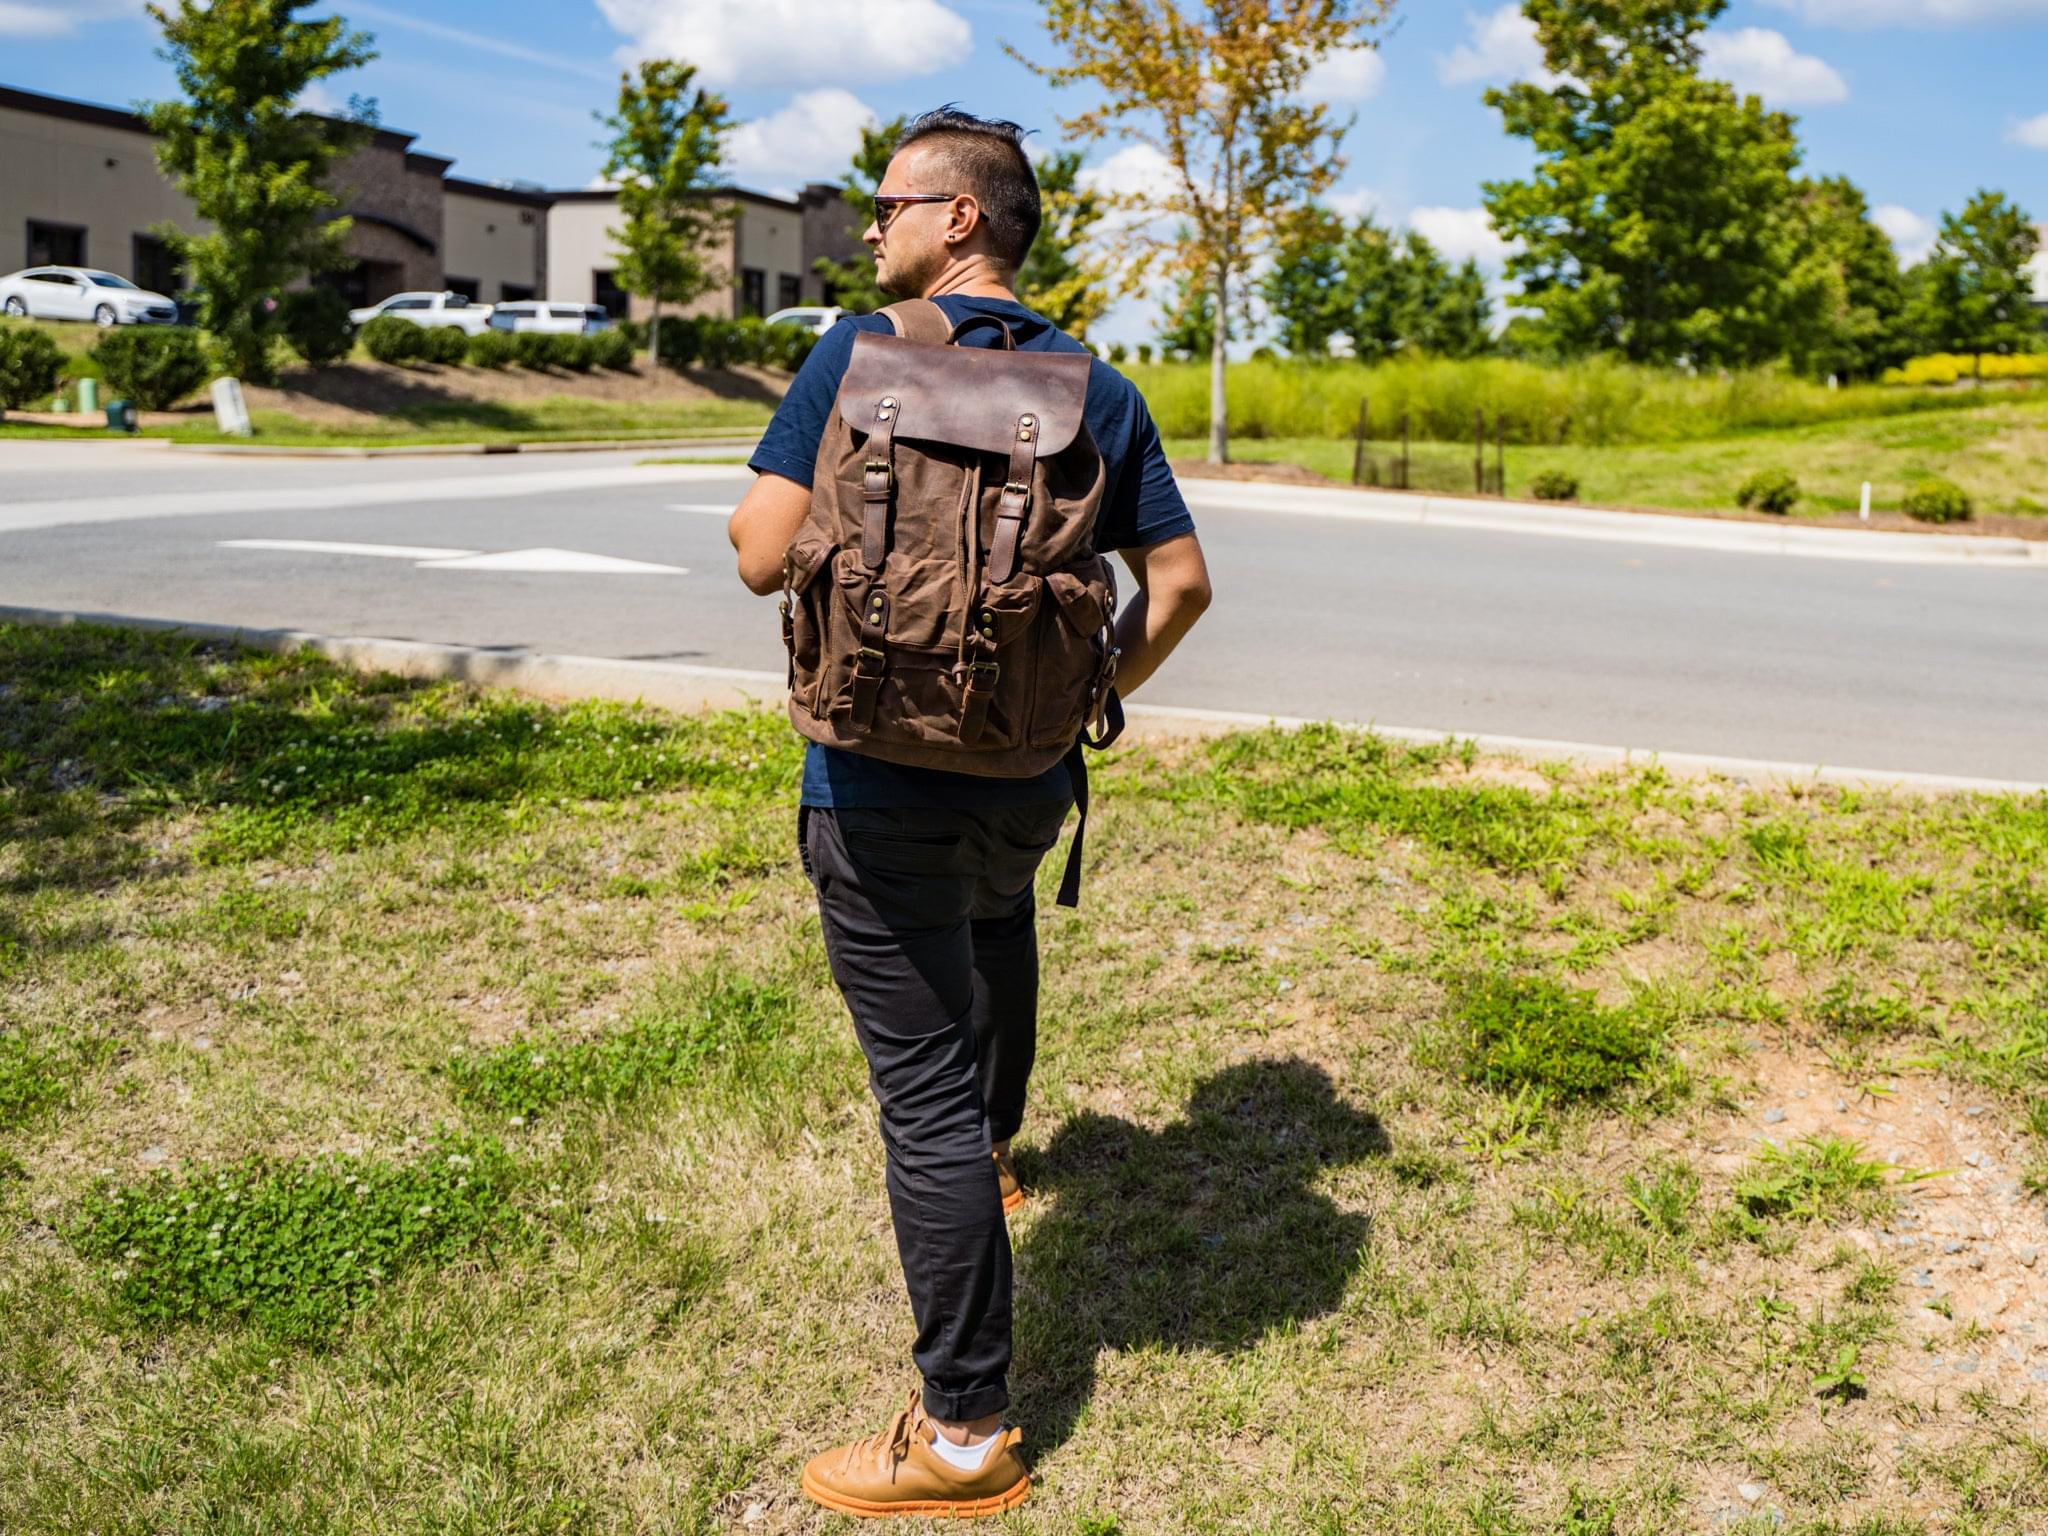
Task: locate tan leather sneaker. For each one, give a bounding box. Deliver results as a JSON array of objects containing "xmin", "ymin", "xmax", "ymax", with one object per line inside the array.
[
  {"xmin": 994, "ymin": 1146, "xmax": 1023, "ymax": 1215},
  {"xmin": 800, "ymin": 1389, "xmax": 1030, "ymax": 1519}
]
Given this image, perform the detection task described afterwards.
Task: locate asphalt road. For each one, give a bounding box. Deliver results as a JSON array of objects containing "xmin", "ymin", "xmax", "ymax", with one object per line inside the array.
[{"xmin": 3, "ymin": 442, "xmax": 2045, "ymax": 781}]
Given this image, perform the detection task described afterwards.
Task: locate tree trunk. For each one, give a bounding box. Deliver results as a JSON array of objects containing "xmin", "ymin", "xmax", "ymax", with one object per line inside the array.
[
  {"xmin": 650, "ymin": 295, "xmax": 663, "ymax": 368},
  {"xmin": 1207, "ymin": 263, "xmax": 1229, "ymax": 466}
]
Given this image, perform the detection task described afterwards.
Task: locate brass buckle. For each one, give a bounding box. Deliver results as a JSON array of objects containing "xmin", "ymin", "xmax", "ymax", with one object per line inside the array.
[
  {"xmin": 1002, "ymin": 479, "xmax": 1028, "ymax": 497},
  {"xmin": 967, "ymin": 660, "xmax": 999, "ymax": 687},
  {"xmin": 855, "ymin": 645, "xmax": 886, "ymax": 673},
  {"xmin": 864, "ymin": 458, "xmax": 891, "ymax": 489}
]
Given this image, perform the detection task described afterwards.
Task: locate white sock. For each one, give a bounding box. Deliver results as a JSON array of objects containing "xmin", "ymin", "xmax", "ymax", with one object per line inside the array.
[{"xmin": 928, "ymin": 1426, "xmax": 1001, "ymax": 1472}]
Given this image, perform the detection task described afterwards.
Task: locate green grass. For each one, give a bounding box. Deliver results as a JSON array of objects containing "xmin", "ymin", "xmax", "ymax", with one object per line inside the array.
[
  {"xmin": 1164, "ymin": 384, "xmax": 2048, "ymax": 520},
  {"xmin": 4, "ymin": 622, "xmax": 2047, "ymax": 1533}
]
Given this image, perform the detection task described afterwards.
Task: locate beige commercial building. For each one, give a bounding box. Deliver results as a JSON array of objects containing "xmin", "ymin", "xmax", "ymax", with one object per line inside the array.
[{"xmin": 0, "ymin": 81, "xmax": 860, "ymax": 318}]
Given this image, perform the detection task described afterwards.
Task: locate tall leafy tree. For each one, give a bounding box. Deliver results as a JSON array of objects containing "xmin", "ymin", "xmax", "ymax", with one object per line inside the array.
[
  {"xmin": 1015, "ymin": 150, "xmax": 1112, "ymax": 338},
  {"xmin": 1482, "ymin": 0, "xmax": 1811, "ymax": 367},
  {"xmin": 814, "ymin": 116, "xmax": 905, "ymax": 314},
  {"xmin": 1019, "ymin": 0, "xmax": 1394, "ymax": 462},
  {"xmin": 144, "ymin": 0, "xmax": 376, "ymax": 382},
  {"xmin": 598, "ymin": 60, "xmax": 732, "ymax": 366},
  {"xmin": 1779, "ymin": 176, "xmax": 1909, "ymax": 381},
  {"xmin": 1905, "ymin": 190, "xmax": 2042, "ymax": 374},
  {"xmin": 1155, "ymin": 267, "xmax": 1216, "ymax": 360},
  {"xmin": 1263, "ymin": 213, "xmax": 1494, "ymax": 359}
]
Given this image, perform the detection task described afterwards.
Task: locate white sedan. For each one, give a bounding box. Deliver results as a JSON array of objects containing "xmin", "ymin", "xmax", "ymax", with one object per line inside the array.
[
  {"xmin": 0, "ymin": 266, "xmax": 180, "ymax": 326},
  {"xmin": 487, "ymin": 301, "xmax": 613, "ymax": 335},
  {"xmin": 347, "ymin": 291, "xmax": 494, "ymax": 334},
  {"xmin": 764, "ymin": 305, "xmax": 843, "ymax": 334}
]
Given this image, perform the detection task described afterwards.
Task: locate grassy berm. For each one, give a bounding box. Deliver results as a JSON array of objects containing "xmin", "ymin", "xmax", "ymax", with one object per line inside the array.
[{"xmin": 2, "ymin": 623, "xmax": 2045, "ymax": 1535}]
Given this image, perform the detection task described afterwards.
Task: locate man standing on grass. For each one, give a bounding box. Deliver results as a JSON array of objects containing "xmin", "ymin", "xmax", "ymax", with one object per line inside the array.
[{"xmin": 727, "ymin": 107, "xmax": 1212, "ymax": 1517}]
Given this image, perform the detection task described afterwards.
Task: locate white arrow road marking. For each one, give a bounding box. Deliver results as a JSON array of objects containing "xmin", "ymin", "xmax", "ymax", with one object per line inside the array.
[
  {"xmin": 416, "ymin": 547, "xmax": 688, "ymax": 574},
  {"xmin": 218, "ymin": 539, "xmax": 686, "ymax": 575},
  {"xmin": 221, "ymin": 538, "xmax": 481, "ymax": 560}
]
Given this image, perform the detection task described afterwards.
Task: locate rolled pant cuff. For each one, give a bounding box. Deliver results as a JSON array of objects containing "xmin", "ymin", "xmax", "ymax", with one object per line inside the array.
[{"xmin": 923, "ymin": 1381, "xmax": 1008, "ymax": 1423}]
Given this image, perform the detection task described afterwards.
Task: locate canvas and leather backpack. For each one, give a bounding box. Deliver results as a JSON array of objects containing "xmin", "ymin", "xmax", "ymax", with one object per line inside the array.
[{"xmin": 778, "ymin": 298, "xmax": 1124, "ymax": 904}]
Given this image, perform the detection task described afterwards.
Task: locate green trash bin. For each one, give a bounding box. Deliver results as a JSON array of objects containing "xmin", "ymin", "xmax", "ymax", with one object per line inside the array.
[
  {"xmin": 78, "ymin": 377, "xmax": 99, "ymax": 414},
  {"xmin": 106, "ymin": 399, "xmax": 139, "ymax": 434}
]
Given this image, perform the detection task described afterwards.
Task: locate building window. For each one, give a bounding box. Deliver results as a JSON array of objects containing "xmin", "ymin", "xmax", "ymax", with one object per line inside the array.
[
  {"xmin": 445, "ymin": 275, "xmax": 480, "ymax": 302},
  {"xmin": 133, "ymin": 234, "xmax": 183, "ymax": 294},
  {"xmin": 500, "ymin": 281, "xmax": 535, "ymax": 302},
  {"xmin": 592, "ymin": 270, "xmax": 630, "ymax": 320},
  {"xmin": 27, "ymin": 220, "xmax": 86, "ymax": 268},
  {"xmin": 741, "ymin": 267, "xmax": 766, "ymax": 317},
  {"xmin": 777, "ymin": 273, "xmax": 802, "ymax": 311}
]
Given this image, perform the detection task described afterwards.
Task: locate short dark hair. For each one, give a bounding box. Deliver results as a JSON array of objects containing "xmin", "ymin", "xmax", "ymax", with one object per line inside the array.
[{"xmin": 894, "ymin": 106, "xmax": 1041, "ymax": 270}]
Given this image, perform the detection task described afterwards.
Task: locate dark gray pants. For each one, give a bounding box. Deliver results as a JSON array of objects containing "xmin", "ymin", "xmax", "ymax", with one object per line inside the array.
[{"xmin": 798, "ymin": 799, "xmax": 1071, "ymax": 1422}]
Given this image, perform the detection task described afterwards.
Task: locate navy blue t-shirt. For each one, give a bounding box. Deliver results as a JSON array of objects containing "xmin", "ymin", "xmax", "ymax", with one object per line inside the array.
[{"xmin": 749, "ymin": 295, "xmax": 1194, "ymax": 809}]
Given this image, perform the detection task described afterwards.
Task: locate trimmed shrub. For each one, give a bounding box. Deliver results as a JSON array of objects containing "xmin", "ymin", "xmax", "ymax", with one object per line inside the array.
[
  {"xmin": 696, "ymin": 317, "xmax": 747, "ymax": 369},
  {"xmin": 419, "ymin": 324, "xmax": 469, "ymax": 365},
  {"xmin": 1901, "ymin": 477, "xmax": 1972, "ymax": 523},
  {"xmin": 589, "ymin": 326, "xmax": 635, "ymax": 370},
  {"xmin": 0, "ymin": 323, "xmax": 66, "ymax": 410},
  {"xmin": 277, "ymin": 288, "xmax": 354, "ymax": 366},
  {"xmin": 759, "ymin": 321, "xmax": 817, "ymax": 371},
  {"xmin": 89, "ymin": 326, "xmax": 210, "ymax": 410},
  {"xmin": 360, "ymin": 314, "xmax": 429, "ymax": 365},
  {"xmin": 1736, "ymin": 468, "xmax": 1800, "ymax": 515},
  {"xmin": 511, "ymin": 330, "xmax": 561, "ymax": 370},
  {"xmin": 554, "ymin": 334, "xmax": 597, "ymax": 373},
  {"xmin": 1529, "ymin": 469, "xmax": 1579, "ymax": 502},
  {"xmin": 466, "ymin": 328, "xmax": 519, "ymax": 369}
]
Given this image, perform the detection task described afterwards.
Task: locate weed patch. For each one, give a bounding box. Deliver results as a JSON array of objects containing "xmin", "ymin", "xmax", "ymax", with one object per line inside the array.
[
  {"xmin": 71, "ymin": 1134, "xmax": 525, "ymax": 1338},
  {"xmin": 1731, "ymin": 1135, "xmax": 1897, "ymax": 1226},
  {"xmin": 1449, "ymin": 974, "xmax": 1662, "ymax": 1101},
  {"xmin": 446, "ymin": 966, "xmax": 801, "ymax": 1120}
]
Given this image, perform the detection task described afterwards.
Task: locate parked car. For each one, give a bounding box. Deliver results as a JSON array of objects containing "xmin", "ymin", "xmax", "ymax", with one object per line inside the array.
[
  {"xmin": 347, "ymin": 291, "xmax": 494, "ymax": 334},
  {"xmin": 487, "ymin": 301, "xmax": 613, "ymax": 336},
  {"xmin": 763, "ymin": 305, "xmax": 843, "ymax": 335},
  {"xmin": 0, "ymin": 266, "xmax": 180, "ymax": 326}
]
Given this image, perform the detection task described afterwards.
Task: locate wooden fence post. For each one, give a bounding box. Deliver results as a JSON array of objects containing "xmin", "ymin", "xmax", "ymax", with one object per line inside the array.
[
  {"xmin": 1351, "ymin": 398, "xmax": 1368, "ymax": 486},
  {"xmin": 1399, "ymin": 413, "xmax": 1410, "ymax": 491}
]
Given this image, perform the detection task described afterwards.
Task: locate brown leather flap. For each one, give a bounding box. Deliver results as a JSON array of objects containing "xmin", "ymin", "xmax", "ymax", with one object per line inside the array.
[{"xmin": 837, "ymin": 331, "xmax": 1090, "ymax": 456}]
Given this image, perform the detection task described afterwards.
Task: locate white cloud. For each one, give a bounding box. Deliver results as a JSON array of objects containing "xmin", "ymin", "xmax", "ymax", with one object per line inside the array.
[
  {"xmin": 1873, "ymin": 204, "xmax": 1937, "ymax": 264},
  {"xmin": 595, "ymin": 0, "xmax": 971, "ymax": 88},
  {"xmin": 2010, "ymin": 112, "xmax": 2048, "ymax": 149},
  {"xmin": 1764, "ymin": 0, "xmax": 2048, "ymax": 23},
  {"xmin": 1409, "ymin": 206, "xmax": 1514, "ymax": 268},
  {"xmin": 1301, "ymin": 47, "xmax": 1387, "ymax": 104},
  {"xmin": 1079, "ymin": 142, "xmax": 1182, "ymax": 205},
  {"xmin": 1700, "ymin": 28, "xmax": 1847, "ymax": 104},
  {"xmin": 1436, "ymin": 6, "xmax": 1559, "ymax": 87},
  {"xmin": 726, "ymin": 89, "xmax": 876, "ymax": 187},
  {"xmin": 0, "ymin": 0, "xmax": 138, "ymax": 36},
  {"xmin": 1327, "ymin": 186, "xmax": 1382, "ymax": 221}
]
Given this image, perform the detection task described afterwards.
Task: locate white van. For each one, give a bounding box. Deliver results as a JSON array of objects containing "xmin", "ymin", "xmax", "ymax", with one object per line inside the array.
[{"xmin": 489, "ymin": 302, "xmax": 613, "ymax": 336}]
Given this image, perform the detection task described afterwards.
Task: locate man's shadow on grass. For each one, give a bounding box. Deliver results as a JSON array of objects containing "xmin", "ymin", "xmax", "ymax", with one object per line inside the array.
[{"xmin": 1010, "ymin": 1057, "xmax": 1388, "ymax": 1462}]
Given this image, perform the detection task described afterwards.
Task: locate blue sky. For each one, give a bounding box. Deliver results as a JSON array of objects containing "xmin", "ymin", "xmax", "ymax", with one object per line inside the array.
[{"xmin": 6, "ymin": 0, "xmax": 2047, "ymax": 338}]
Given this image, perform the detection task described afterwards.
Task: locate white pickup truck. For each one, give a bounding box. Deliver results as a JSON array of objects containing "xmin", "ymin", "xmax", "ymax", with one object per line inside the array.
[{"xmin": 347, "ymin": 291, "xmax": 494, "ymax": 334}]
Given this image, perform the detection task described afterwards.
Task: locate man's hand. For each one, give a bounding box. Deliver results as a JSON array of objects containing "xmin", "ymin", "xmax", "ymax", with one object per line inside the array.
[
  {"xmin": 1111, "ymin": 532, "xmax": 1212, "ymax": 698},
  {"xmin": 728, "ymin": 472, "xmax": 811, "ymax": 595}
]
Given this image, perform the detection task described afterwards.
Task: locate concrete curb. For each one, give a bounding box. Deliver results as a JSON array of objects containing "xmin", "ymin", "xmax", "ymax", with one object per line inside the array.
[
  {"xmin": 161, "ymin": 435, "xmax": 765, "ymax": 460},
  {"xmin": 1179, "ymin": 479, "xmax": 2048, "ymax": 567},
  {"xmin": 4, "ymin": 603, "xmax": 2042, "ymax": 797}
]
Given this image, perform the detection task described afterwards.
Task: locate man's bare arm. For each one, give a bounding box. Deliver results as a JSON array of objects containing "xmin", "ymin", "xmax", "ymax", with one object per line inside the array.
[
  {"xmin": 728, "ymin": 472, "xmax": 812, "ymax": 595},
  {"xmin": 1111, "ymin": 532, "xmax": 1212, "ymax": 698}
]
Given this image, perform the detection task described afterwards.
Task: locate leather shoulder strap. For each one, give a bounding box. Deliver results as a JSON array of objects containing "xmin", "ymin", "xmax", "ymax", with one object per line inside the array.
[{"xmin": 880, "ymin": 298, "xmax": 953, "ymax": 346}]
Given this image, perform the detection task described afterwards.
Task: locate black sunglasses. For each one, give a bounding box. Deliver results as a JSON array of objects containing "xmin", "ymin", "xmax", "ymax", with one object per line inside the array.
[{"xmin": 872, "ymin": 192, "xmax": 958, "ymax": 234}]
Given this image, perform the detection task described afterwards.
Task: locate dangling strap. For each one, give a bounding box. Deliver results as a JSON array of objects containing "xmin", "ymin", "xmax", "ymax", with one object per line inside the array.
[
  {"xmin": 850, "ymin": 587, "xmax": 889, "ymax": 728},
  {"xmin": 862, "ymin": 396, "xmax": 898, "ymax": 572},
  {"xmin": 880, "ymin": 298, "xmax": 953, "ymax": 344},
  {"xmin": 988, "ymin": 415, "xmax": 1039, "ymax": 585},
  {"xmin": 958, "ymin": 594, "xmax": 999, "ymax": 745},
  {"xmin": 1055, "ymin": 689, "xmax": 1125, "ymax": 909}
]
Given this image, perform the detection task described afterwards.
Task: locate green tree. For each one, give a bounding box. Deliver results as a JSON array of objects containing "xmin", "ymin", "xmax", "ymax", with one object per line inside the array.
[
  {"xmin": 1395, "ymin": 232, "xmax": 1494, "ymax": 358},
  {"xmin": 1020, "ymin": 0, "xmax": 1394, "ymax": 463},
  {"xmin": 1779, "ymin": 176, "xmax": 1909, "ymax": 381},
  {"xmin": 1262, "ymin": 206, "xmax": 1351, "ymax": 356},
  {"xmin": 1482, "ymin": 0, "xmax": 1810, "ymax": 366},
  {"xmin": 1015, "ymin": 149, "xmax": 1112, "ymax": 338},
  {"xmin": 143, "ymin": 0, "xmax": 376, "ymax": 382},
  {"xmin": 814, "ymin": 116, "xmax": 904, "ymax": 314},
  {"xmin": 1155, "ymin": 268, "xmax": 1215, "ymax": 360},
  {"xmin": 1905, "ymin": 190, "xmax": 2042, "ymax": 375},
  {"xmin": 598, "ymin": 60, "xmax": 732, "ymax": 366}
]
